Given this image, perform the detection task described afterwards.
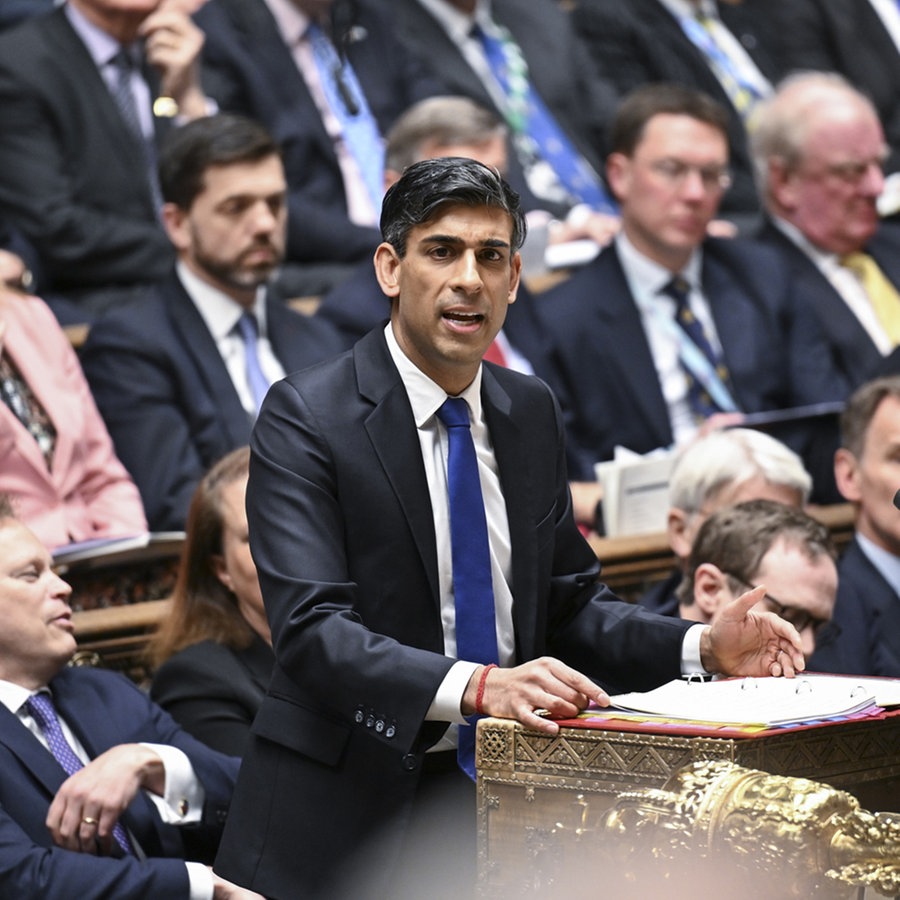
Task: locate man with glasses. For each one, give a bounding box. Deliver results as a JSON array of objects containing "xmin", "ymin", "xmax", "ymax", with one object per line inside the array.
[
  {"xmin": 538, "ymin": 83, "xmax": 840, "ymax": 500},
  {"xmin": 677, "ymin": 498, "xmax": 839, "ymax": 660},
  {"xmin": 811, "ymin": 376, "xmax": 900, "ymax": 677},
  {"xmin": 752, "ymin": 72, "xmax": 900, "ymax": 393}
]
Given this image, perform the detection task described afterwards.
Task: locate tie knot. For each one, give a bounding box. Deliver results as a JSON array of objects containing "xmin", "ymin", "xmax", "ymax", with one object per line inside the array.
[
  {"xmin": 840, "ymin": 252, "xmax": 872, "ymax": 276},
  {"xmin": 235, "ymin": 311, "xmax": 259, "ymax": 342},
  {"xmin": 661, "ymin": 276, "xmax": 691, "ymax": 309},
  {"xmin": 436, "ymin": 397, "xmax": 471, "ymax": 430},
  {"xmin": 110, "ymin": 46, "xmax": 138, "ymax": 72},
  {"xmin": 24, "ymin": 692, "xmax": 56, "ymax": 729}
]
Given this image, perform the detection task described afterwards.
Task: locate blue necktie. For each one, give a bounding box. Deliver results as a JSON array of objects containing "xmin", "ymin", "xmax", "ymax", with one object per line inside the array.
[
  {"xmin": 235, "ymin": 312, "xmax": 270, "ymax": 413},
  {"xmin": 306, "ymin": 24, "xmax": 385, "ymax": 213},
  {"xmin": 660, "ymin": 276, "xmax": 735, "ymax": 421},
  {"xmin": 474, "ymin": 24, "xmax": 618, "ymax": 215},
  {"xmin": 26, "ymin": 693, "xmax": 134, "ymax": 855},
  {"xmin": 436, "ymin": 397, "xmax": 499, "ymax": 780}
]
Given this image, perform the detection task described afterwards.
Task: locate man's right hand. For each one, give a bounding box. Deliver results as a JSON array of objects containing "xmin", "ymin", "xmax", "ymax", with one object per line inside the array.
[
  {"xmin": 462, "ymin": 657, "xmax": 608, "ymax": 734},
  {"xmin": 211, "ymin": 871, "xmax": 266, "ymax": 899}
]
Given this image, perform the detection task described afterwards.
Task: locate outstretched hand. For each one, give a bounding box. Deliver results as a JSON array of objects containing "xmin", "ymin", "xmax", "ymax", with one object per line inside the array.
[{"xmin": 700, "ymin": 584, "xmax": 806, "ymax": 678}]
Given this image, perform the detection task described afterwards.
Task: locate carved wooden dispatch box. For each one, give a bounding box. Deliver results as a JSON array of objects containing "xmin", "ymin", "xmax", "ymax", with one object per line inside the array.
[{"xmin": 474, "ymin": 715, "xmax": 900, "ymax": 895}]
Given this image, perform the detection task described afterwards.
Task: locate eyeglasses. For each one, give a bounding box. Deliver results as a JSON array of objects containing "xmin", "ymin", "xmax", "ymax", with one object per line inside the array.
[
  {"xmin": 800, "ymin": 154, "xmax": 887, "ymax": 186},
  {"xmin": 725, "ymin": 575, "xmax": 841, "ymax": 645},
  {"xmin": 647, "ymin": 159, "xmax": 733, "ymax": 192}
]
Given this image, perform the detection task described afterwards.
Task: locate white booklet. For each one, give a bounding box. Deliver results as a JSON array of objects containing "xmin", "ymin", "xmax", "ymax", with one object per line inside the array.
[
  {"xmin": 594, "ymin": 446, "xmax": 674, "ymax": 537},
  {"xmin": 609, "ymin": 675, "xmax": 890, "ymax": 727}
]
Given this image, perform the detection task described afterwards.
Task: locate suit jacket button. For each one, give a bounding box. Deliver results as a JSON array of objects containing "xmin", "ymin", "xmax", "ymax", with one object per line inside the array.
[
  {"xmin": 402, "ymin": 754, "xmax": 418, "ymax": 771},
  {"xmin": 375, "ymin": 719, "xmax": 385, "ymax": 733},
  {"xmin": 354, "ymin": 706, "xmax": 365, "ymax": 724},
  {"xmin": 365, "ymin": 715, "xmax": 375, "ymax": 729},
  {"xmin": 385, "ymin": 723, "xmax": 396, "ymax": 739}
]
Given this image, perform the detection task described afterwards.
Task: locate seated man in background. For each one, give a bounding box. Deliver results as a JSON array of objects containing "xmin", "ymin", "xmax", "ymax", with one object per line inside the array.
[
  {"xmin": 81, "ymin": 114, "xmax": 344, "ymax": 532},
  {"xmin": 639, "ymin": 427, "xmax": 812, "ymax": 617},
  {"xmin": 0, "ymin": 289, "xmax": 147, "ymax": 551},
  {"xmin": 0, "ymin": 0, "xmax": 210, "ymax": 321},
  {"xmin": 539, "ymin": 83, "xmax": 844, "ymax": 513},
  {"xmin": 811, "ymin": 376, "xmax": 900, "ymax": 677},
  {"xmin": 0, "ymin": 495, "xmax": 260, "ymax": 899},
  {"xmin": 317, "ymin": 95, "xmax": 555, "ymax": 384},
  {"xmin": 194, "ymin": 0, "xmax": 448, "ymax": 296},
  {"xmin": 751, "ymin": 73, "xmax": 900, "ymax": 393},
  {"xmin": 150, "ymin": 447, "xmax": 274, "ymax": 758},
  {"xmin": 677, "ymin": 498, "xmax": 839, "ymax": 660}
]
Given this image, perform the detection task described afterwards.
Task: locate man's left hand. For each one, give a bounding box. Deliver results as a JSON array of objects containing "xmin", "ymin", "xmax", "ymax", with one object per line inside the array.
[
  {"xmin": 45, "ymin": 744, "xmax": 165, "ymax": 855},
  {"xmin": 699, "ymin": 584, "xmax": 805, "ymax": 678}
]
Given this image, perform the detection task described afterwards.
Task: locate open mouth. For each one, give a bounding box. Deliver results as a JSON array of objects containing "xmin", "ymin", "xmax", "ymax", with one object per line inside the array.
[{"xmin": 443, "ymin": 310, "xmax": 485, "ymax": 332}]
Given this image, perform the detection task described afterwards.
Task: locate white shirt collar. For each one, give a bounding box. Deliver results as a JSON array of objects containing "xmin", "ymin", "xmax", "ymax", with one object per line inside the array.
[
  {"xmin": 856, "ymin": 532, "xmax": 900, "ymax": 598},
  {"xmin": 416, "ymin": 0, "xmax": 494, "ymax": 41},
  {"xmin": 384, "ymin": 322, "xmax": 484, "ymax": 427},
  {"xmin": 262, "ymin": 0, "xmax": 310, "ymax": 46},
  {"xmin": 176, "ymin": 261, "xmax": 268, "ymax": 343},
  {"xmin": 614, "ymin": 230, "xmax": 703, "ymax": 298},
  {"xmin": 65, "ymin": 2, "xmax": 124, "ymax": 68},
  {"xmin": 659, "ymin": 0, "xmax": 716, "ymax": 20},
  {"xmin": 0, "ymin": 678, "xmax": 41, "ymax": 716}
]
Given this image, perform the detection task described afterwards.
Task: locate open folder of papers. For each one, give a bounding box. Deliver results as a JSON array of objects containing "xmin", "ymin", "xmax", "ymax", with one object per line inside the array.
[{"xmin": 607, "ymin": 674, "xmax": 900, "ymax": 728}]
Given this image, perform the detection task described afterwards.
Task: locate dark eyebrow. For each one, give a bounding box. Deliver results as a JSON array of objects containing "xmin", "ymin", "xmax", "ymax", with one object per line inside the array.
[{"xmin": 421, "ymin": 234, "xmax": 511, "ymax": 250}]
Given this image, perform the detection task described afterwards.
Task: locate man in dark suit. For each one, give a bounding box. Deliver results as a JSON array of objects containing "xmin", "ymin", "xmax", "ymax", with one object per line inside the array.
[
  {"xmin": 810, "ymin": 376, "xmax": 900, "ymax": 678},
  {"xmin": 0, "ymin": 0, "xmax": 210, "ymax": 320},
  {"xmin": 779, "ymin": 0, "xmax": 900, "ymax": 177},
  {"xmin": 539, "ymin": 84, "xmax": 842, "ymax": 501},
  {"xmin": 570, "ymin": 0, "xmax": 785, "ymax": 230},
  {"xmin": 212, "ymin": 156, "xmax": 806, "ymax": 899},
  {"xmin": 391, "ymin": 0, "xmax": 621, "ymax": 246},
  {"xmin": 81, "ymin": 114, "xmax": 343, "ymax": 531},
  {"xmin": 0, "ymin": 496, "xmax": 260, "ymax": 899},
  {"xmin": 193, "ymin": 0, "xmax": 447, "ymax": 295},
  {"xmin": 752, "ymin": 72, "xmax": 900, "ymax": 394}
]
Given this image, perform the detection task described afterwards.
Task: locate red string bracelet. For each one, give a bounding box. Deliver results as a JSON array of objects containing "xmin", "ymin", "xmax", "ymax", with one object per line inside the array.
[{"xmin": 475, "ymin": 663, "xmax": 498, "ymax": 716}]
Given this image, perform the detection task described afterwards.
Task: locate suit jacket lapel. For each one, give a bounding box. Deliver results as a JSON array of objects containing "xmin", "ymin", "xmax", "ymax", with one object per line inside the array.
[
  {"xmin": 0, "ymin": 702, "xmax": 67, "ymax": 798},
  {"xmin": 481, "ymin": 369, "xmax": 538, "ymax": 656},
  {"xmin": 356, "ymin": 332, "xmax": 440, "ymax": 608},
  {"xmin": 597, "ymin": 250, "xmax": 673, "ymax": 445},
  {"xmin": 164, "ymin": 277, "xmax": 252, "ymax": 448}
]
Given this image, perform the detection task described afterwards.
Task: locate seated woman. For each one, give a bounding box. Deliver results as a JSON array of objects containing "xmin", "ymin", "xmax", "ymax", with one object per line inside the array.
[
  {"xmin": 149, "ymin": 446, "xmax": 274, "ymax": 757},
  {"xmin": 0, "ymin": 289, "xmax": 146, "ymax": 550}
]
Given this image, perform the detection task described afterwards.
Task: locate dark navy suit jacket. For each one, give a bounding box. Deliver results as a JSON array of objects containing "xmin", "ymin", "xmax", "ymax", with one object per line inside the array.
[
  {"xmin": 755, "ymin": 219, "xmax": 900, "ymax": 392},
  {"xmin": 810, "ymin": 538, "xmax": 900, "ymax": 677},
  {"xmin": 0, "ymin": 666, "xmax": 239, "ymax": 899},
  {"xmin": 194, "ymin": 0, "xmax": 447, "ymax": 266},
  {"xmin": 0, "ymin": 8, "xmax": 174, "ymax": 298},
  {"xmin": 212, "ymin": 328, "xmax": 693, "ymax": 898},
  {"xmin": 80, "ymin": 272, "xmax": 344, "ymax": 531},
  {"xmin": 538, "ymin": 238, "xmax": 844, "ymax": 482}
]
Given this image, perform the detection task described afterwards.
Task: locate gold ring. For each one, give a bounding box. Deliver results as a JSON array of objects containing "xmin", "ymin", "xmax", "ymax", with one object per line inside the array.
[{"xmin": 82, "ymin": 817, "xmax": 97, "ymax": 826}]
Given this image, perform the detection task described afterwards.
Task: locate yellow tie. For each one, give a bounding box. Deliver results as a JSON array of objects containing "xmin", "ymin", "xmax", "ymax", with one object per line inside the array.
[{"xmin": 841, "ymin": 252, "xmax": 900, "ymax": 346}]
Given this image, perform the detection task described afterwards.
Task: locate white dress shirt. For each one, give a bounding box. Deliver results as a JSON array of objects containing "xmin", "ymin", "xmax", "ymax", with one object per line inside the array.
[
  {"xmin": 868, "ymin": 0, "xmax": 900, "ymax": 53},
  {"xmin": 177, "ymin": 262, "xmax": 286, "ymax": 417},
  {"xmin": 615, "ymin": 232, "xmax": 722, "ymax": 447}
]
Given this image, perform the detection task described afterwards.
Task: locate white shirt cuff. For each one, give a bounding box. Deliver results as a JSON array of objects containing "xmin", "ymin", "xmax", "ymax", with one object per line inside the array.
[
  {"xmin": 426, "ymin": 660, "xmax": 480, "ymax": 723},
  {"xmin": 186, "ymin": 862, "xmax": 214, "ymax": 900},
  {"xmin": 139, "ymin": 742, "xmax": 205, "ymax": 824},
  {"xmin": 680, "ymin": 623, "xmax": 709, "ymax": 674}
]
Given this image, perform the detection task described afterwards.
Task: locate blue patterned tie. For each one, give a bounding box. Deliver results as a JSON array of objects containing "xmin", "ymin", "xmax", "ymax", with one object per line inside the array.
[
  {"xmin": 306, "ymin": 24, "xmax": 385, "ymax": 213},
  {"xmin": 26, "ymin": 693, "xmax": 134, "ymax": 855},
  {"xmin": 436, "ymin": 397, "xmax": 499, "ymax": 780},
  {"xmin": 474, "ymin": 24, "xmax": 617, "ymax": 215},
  {"xmin": 661, "ymin": 276, "xmax": 734, "ymax": 421},
  {"xmin": 235, "ymin": 312, "xmax": 270, "ymax": 413}
]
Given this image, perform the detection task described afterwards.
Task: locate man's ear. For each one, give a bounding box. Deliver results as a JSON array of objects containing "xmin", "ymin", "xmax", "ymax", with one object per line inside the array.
[
  {"xmin": 605, "ymin": 152, "xmax": 631, "ymax": 204},
  {"xmin": 161, "ymin": 202, "xmax": 190, "ymax": 251},
  {"xmin": 667, "ymin": 508, "xmax": 694, "ymax": 563},
  {"xmin": 374, "ymin": 242, "xmax": 401, "ymax": 299},
  {"xmin": 693, "ymin": 562, "xmax": 731, "ymax": 619},
  {"xmin": 834, "ymin": 448, "xmax": 862, "ymax": 503}
]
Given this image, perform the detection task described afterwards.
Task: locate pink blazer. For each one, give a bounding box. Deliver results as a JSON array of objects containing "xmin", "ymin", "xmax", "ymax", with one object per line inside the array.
[{"xmin": 0, "ymin": 293, "xmax": 147, "ymax": 549}]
